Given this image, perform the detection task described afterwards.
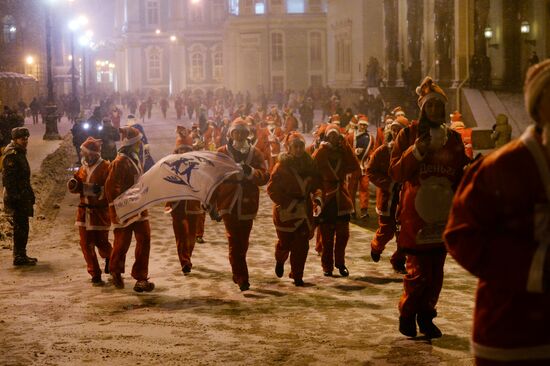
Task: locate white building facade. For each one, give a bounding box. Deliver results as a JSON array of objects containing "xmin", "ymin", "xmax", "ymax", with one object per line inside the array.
[{"xmin": 114, "ymin": 0, "xmax": 327, "ymax": 96}]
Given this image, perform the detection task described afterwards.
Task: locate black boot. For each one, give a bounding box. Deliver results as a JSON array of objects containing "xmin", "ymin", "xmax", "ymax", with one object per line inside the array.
[
  {"xmin": 275, "ymin": 262, "xmax": 284, "ymax": 278},
  {"xmin": 104, "ymin": 257, "xmax": 110, "ymax": 274},
  {"xmin": 337, "ymin": 265, "xmax": 349, "ymax": 277},
  {"xmin": 417, "ymin": 313, "xmax": 442, "ymax": 338},
  {"xmin": 399, "ymin": 316, "xmax": 417, "ymax": 337},
  {"xmin": 239, "ymin": 282, "xmax": 250, "ymax": 291},
  {"xmin": 370, "ymin": 250, "xmax": 381, "ymax": 263},
  {"xmin": 13, "ymin": 256, "xmax": 36, "ymax": 266}
]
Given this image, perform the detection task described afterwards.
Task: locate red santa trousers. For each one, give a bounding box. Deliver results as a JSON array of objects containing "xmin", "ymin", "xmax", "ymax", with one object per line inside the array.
[
  {"xmin": 348, "ymin": 171, "xmax": 369, "ymax": 212},
  {"xmin": 399, "ymin": 250, "xmax": 446, "ymax": 318},
  {"xmin": 78, "ymin": 227, "xmax": 112, "ymax": 277},
  {"xmin": 222, "ymin": 215, "xmax": 253, "ymax": 285},
  {"xmin": 371, "ymin": 215, "xmax": 406, "ymax": 266},
  {"xmin": 319, "ymin": 221, "xmax": 349, "ymax": 272},
  {"xmin": 171, "ymin": 209, "xmax": 198, "ymax": 269},
  {"xmin": 196, "ymin": 212, "xmax": 206, "ymax": 237},
  {"xmin": 109, "ymin": 220, "xmax": 151, "ymax": 281},
  {"xmin": 275, "ymin": 222, "xmax": 310, "ymax": 281}
]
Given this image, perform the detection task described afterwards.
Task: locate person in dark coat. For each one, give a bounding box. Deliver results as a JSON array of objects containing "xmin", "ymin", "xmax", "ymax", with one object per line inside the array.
[
  {"xmin": 99, "ymin": 118, "xmax": 120, "ymax": 161},
  {"xmin": 1, "ymin": 127, "xmax": 37, "ymax": 265}
]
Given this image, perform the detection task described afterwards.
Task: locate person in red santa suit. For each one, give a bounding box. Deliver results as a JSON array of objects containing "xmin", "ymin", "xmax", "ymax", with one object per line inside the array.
[
  {"xmin": 165, "ymin": 143, "xmax": 203, "ymax": 274},
  {"xmin": 449, "ymin": 111, "xmax": 474, "ymax": 160},
  {"xmin": 105, "ymin": 126, "xmax": 155, "ymax": 292},
  {"xmin": 366, "ymin": 119, "xmax": 407, "ymax": 274},
  {"xmin": 269, "ymin": 105, "xmax": 282, "ymax": 127},
  {"xmin": 346, "ymin": 115, "xmax": 374, "ymax": 219},
  {"xmin": 329, "ymin": 114, "xmax": 347, "ymax": 134},
  {"xmin": 265, "ymin": 116, "xmax": 285, "ymax": 173},
  {"xmin": 267, "ymin": 132, "xmax": 322, "ymax": 286},
  {"xmin": 67, "ymin": 137, "xmax": 112, "ymax": 285},
  {"xmin": 306, "ymin": 124, "xmax": 327, "ymax": 256},
  {"xmin": 213, "ymin": 118, "xmax": 270, "ymax": 291},
  {"xmin": 444, "ymin": 60, "xmax": 550, "ymax": 366},
  {"xmin": 390, "ymin": 77, "xmax": 469, "ymax": 338},
  {"xmin": 313, "ymin": 124, "xmax": 360, "ymax": 277}
]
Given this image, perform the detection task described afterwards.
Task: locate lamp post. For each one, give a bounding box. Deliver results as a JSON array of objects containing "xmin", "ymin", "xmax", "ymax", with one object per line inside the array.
[
  {"xmin": 43, "ymin": 1, "xmax": 61, "ymax": 140},
  {"xmin": 68, "ymin": 15, "xmax": 88, "ymax": 106},
  {"xmin": 78, "ymin": 30, "xmax": 93, "ymax": 100}
]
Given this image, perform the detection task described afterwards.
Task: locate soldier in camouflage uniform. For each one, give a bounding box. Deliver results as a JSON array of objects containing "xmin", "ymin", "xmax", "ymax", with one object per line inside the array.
[{"xmin": 1, "ymin": 127, "xmax": 37, "ymax": 266}]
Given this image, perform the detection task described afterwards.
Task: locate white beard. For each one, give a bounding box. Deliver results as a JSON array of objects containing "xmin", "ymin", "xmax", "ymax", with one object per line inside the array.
[
  {"xmin": 268, "ymin": 125, "xmax": 275, "ymax": 133},
  {"xmin": 233, "ymin": 139, "xmax": 250, "ymax": 154}
]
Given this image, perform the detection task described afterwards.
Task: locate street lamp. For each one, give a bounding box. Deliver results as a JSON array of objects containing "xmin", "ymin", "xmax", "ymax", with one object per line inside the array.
[
  {"xmin": 43, "ymin": 0, "xmax": 61, "ymax": 140},
  {"xmin": 78, "ymin": 30, "xmax": 93, "ymax": 98},
  {"xmin": 170, "ymin": 35, "xmax": 177, "ymax": 42},
  {"xmin": 68, "ymin": 14, "xmax": 89, "ymax": 106}
]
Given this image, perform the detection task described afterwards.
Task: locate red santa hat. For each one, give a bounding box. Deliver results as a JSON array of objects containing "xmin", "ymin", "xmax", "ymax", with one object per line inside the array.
[
  {"xmin": 119, "ymin": 126, "xmax": 142, "ymax": 147},
  {"xmin": 80, "ymin": 136, "xmax": 102, "ymax": 155},
  {"xmin": 524, "ymin": 59, "xmax": 550, "ymax": 121},
  {"xmin": 284, "ymin": 131, "xmax": 306, "ymax": 149},
  {"xmin": 325, "ymin": 124, "xmax": 341, "ymax": 137},
  {"xmin": 228, "ymin": 117, "xmax": 249, "ymax": 136},
  {"xmin": 450, "ymin": 111, "xmax": 462, "ymax": 122},
  {"xmin": 416, "ymin": 76, "xmax": 448, "ymax": 110},
  {"xmin": 330, "ymin": 114, "xmax": 341, "ymax": 125},
  {"xmin": 391, "ymin": 116, "xmax": 409, "ymax": 129},
  {"xmin": 357, "ymin": 114, "xmax": 369, "ymax": 125},
  {"xmin": 392, "ymin": 106, "xmax": 406, "ymax": 117}
]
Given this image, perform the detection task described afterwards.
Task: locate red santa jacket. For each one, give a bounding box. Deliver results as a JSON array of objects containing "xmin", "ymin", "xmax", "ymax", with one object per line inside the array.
[
  {"xmin": 345, "ymin": 130, "xmax": 374, "ymax": 173},
  {"xmin": 267, "ymin": 153, "xmax": 322, "ymax": 233},
  {"xmin": 366, "ymin": 144, "xmax": 399, "ymax": 217},
  {"xmin": 265, "ymin": 126, "xmax": 284, "ymax": 158},
  {"xmin": 444, "ymin": 127, "xmax": 550, "ymax": 362},
  {"xmin": 450, "ymin": 122, "xmax": 474, "ymax": 160},
  {"xmin": 283, "ymin": 115, "xmax": 299, "ymax": 135},
  {"xmin": 374, "ymin": 127, "xmax": 385, "ymax": 150},
  {"xmin": 214, "ymin": 144, "xmax": 269, "ymax": 220},
  {"xmin": 389, "ymin": 123, "xmax": 469, "ymax": 251},
  {"xmin": 313, "ymin": 140, "xmax": 360, "ymax": 217},
  {"xmin": 68, "ymin": 159, "xmax": 111, "ymax": 230},
  {"xmin": 105, "ymin": 152, "xmax": 148, "ymax": 228}
]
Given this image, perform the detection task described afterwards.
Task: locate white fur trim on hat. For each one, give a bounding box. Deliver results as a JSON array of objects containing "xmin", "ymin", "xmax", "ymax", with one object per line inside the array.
[
  {"xmin": 121, "ymin": 133, "xmax": 143, "ymax": 147},
  {"xmin": 524, "ymin": 59, "xmax": 550, "ymax": 121}
]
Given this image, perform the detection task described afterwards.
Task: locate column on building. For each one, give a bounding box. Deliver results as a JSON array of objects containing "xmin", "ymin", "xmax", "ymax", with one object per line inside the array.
[
  {"xmin": 406, "ymin": 0, "xmax": 423, "ymax": 87},
  {"xmin": 383, "ymin": 0, "xmax": 399, "ymax": 86},
  {"xmin": 434, "ymin": 0, "xmax": 454, "ymax": 85}
]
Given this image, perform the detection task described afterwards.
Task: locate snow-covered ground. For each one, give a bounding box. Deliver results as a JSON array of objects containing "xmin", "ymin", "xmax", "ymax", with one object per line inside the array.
[{"xmin": 0, "ymin": 108, "xmax": 476, "ymax": 365}]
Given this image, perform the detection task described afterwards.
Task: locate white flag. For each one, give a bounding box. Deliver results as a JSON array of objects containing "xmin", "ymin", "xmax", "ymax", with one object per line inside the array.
[{"xmin": 113, "ymin": 151, "xmax": 241, "ymax": 222}]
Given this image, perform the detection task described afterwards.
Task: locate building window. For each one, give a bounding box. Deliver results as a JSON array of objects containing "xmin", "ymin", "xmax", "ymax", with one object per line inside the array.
[
  {"xmin": 255, "ymin": 1, "xmax": 265, "ymax": 14},
  {"xmin": 309, "ymin": 32, "xmax": 322, "ymax": 63},
  {"xmin": 147, "ymin": 47, "xmax": 162, "ymax": 81},
  {"xmin": 146, "ymin": 0, "xmax": 160, "ymax": 26},
  {"xmin": 229, "ymin": 0, "xmax": 239, "ymax": 15},
  {"xmin": 272, "ymin": 75, "xmax": 284, "ymax": 94},
  {"xmin": 3, "ymin": 15, "xmax": 16, "ymax": 43},
  {"xmin": 343, "ymin": 40, "xmax": 351, "ymax": 73},
  {"xmin": 212, "ymin": 0, "xmax": 226, "ymax": 21},
  {"xmin": 190, "ymin": 1, "xmax": 204, "ymax": 22},
  {"xmin": 271, "ymin": 32, "xmax": 283, "ymax": 62},
  {"xmin": 287, "ymin": 0, "xmax": 305, "ymax": 13},
  {"xmin": 212, "ymin": 50, "xmax": 223, "ymax": 81},
  {"xmin": 335, "ymin": 37, "xmax": 351, "ymax": 74},
  {"xmin": 191, "ymin": 53, "xmax": 205, "ymax": 81}
]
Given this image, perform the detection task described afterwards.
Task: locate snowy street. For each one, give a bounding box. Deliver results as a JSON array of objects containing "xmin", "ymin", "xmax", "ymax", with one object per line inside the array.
[{"xmin": 0, "ymin": 110, "xmax": 477, "ymax": 365}]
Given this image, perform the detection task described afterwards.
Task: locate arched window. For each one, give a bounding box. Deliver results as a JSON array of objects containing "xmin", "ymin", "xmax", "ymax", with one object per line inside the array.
[
  {"xmin": 309, "ymin": 32, "xmax": 322, "ymax": 63},
  {"xmin": 191, "ymin": 53, "xmax": 205, "ymax": 81},
  {"xmin": 3, "ymin": 15, "xmax": 16, "ymax": 44},
  {"xmin": 271, "ymin": 32, "xmax": 283, "ymax": 62},
  {"xmin": 147, "ymin": 47, "xmax": 162, "ymax": 81}
]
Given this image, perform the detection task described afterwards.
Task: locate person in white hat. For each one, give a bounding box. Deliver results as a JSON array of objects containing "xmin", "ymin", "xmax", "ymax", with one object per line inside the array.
[
  {"xmin": 445, "ymin": 59, "xmax": 550, "ymax": 365},
  {"xmin": 212, "ymin": 118, "xmax": 270, "ymax": 291},
  {"xmin": 104, "ymin": 126, "xmax": 155, "ymax": 292}
]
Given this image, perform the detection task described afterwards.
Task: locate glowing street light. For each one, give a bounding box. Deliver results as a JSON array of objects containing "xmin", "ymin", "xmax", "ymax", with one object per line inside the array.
[
  {"xmin": 155, "ymin": 29, "xmax": 161, "ymax": 35},
  {"xmin": 191, "ymin": 0, "xmax": 201, "ymax": 4},
  {"xmin": 170, "ymin": 35, "xmax": 177, "ymax": 42},
  {"xmin": 25, "ymin": 55, "xmax": 35, "ymax": 65}
]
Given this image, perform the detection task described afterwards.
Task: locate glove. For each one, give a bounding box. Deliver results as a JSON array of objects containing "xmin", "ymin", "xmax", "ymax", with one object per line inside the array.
[
  {"xmin": 241, "ymin": 164, "xmax": 252, "ymax": 176},
  {"xmin": 92, "ymin": 184, "xmax": 102, "ymax": 195}
]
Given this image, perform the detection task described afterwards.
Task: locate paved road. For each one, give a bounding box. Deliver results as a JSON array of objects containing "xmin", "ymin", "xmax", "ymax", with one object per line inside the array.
[{"xmin": 0, "ymin": 108, "xmax": 477, "ymax": 365}]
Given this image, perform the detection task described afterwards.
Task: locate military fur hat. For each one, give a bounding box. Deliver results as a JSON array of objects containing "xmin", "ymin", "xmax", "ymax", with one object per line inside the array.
[
  {"xmin": 416, "ymin": 76, "xmax": 448, "ymax": 109},
  {"xmin": 11, "ymin": 127, "xmax": 30, "ymax": 140}
]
